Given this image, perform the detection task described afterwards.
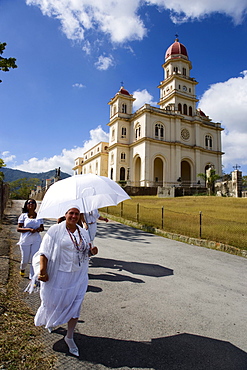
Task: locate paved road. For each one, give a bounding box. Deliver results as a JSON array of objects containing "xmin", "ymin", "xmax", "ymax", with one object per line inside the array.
[{"xmin": 4, "ymin": 201, "xmax": 247, "ymax": 369}]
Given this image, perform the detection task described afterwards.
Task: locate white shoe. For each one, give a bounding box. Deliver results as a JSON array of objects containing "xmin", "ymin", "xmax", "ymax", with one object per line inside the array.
[{"xmin": 64, "ymin": 336, "xmax": 79, "ymax": 357}]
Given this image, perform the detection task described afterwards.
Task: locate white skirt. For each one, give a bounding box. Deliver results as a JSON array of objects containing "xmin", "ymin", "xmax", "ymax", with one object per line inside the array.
[{"xmin": 34, "ymin": 268, "xmax": 88, "ymax": 328}]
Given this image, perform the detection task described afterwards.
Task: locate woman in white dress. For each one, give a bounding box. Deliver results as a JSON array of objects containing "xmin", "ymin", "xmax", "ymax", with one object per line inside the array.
[
  {"xmin": 17, "ymin": 199, "xmax": 44, "ymax": 279},
  {"xmin": 34, "ymin": 205, "xmax": 98, "ymax": 357}
]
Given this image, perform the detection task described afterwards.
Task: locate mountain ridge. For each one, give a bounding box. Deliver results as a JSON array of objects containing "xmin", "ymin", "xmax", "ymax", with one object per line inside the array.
[{"xmin": 1, "ymin": 167, "xmax": 71, "ymax": 183}]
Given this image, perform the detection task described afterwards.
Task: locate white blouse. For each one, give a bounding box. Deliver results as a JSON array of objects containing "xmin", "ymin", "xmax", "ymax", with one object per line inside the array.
[{"xmin": 58, "ymin": 229, "xmax": 89, "ymax": 272}]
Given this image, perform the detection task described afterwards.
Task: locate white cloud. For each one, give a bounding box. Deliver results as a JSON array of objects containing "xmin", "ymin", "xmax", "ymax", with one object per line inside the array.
[
  {"xmin": 26, "ymin": 0, "xmax": 146, "ymax": 44},
  {"xmin": 147, "ymin": 0, "xmax": 247, "ymax": 24},
  {"xmin": 133, "ymin": 89, "xmax": 157, "ymax": 110},
  {"xmin": 95, "ymin": 55, "xmax": 114, "ymax": 70},
  {"xmin": 82, "ymin": 40, "xmax": 91, "ymax": 55},
  {"xmin": 72, "ymin": 83, "xmax": 85, "ymax": 88},
  {"xmin": 1, "ymin": 151, "xmax": 16, "ymax": 164},
  {"xmin": 13, "ymin": 126, "xmax": 109, "ymax": 175},
  {"xmin": 199, "ymin": 71, "xmax": 247, "ymax": 173},
  {"xmin": 26, "ymin": 0, "xmax": 247, "ymax": 52}
]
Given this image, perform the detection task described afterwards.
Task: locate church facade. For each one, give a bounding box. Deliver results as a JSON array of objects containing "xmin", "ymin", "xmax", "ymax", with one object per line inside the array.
[{"xmin": 73, "ymin": 38, "xmax": 224, "ymax": 187}]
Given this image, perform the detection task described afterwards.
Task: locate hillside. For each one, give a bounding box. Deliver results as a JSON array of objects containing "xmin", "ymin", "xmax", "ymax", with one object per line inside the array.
[{"xmin": 1, "ymin": 167, "xmax": 71, "ymax": 183}]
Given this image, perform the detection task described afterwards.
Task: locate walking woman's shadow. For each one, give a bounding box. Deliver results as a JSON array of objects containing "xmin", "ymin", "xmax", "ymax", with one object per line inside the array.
[{"xmin": 53, "ymin": 328, "xmax": 247, "ymax": 369}]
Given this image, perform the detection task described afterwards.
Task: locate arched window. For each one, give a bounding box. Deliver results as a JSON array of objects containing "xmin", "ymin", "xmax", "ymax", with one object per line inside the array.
[
  {"xmin": 111, "ymin": 129, "xmax": 115, "ymax": 141},
  {"xmin": 182, "ymin": 67, "xmax": 186, "ymax": 76},
  {"xmin": 121, "ymin": 152, "xmax": 126, "ymax": 162},
  {"xmin": 178, "ymin": 103, "xmax": 182, "ymax": 113},
  {"xmin": 122, "ymin": 104, "xmax": 127, "ymax": 113},
  {"xmin": 110, "ymin": 168, "xmax": 113, "ymax": 180},
  {"xmin": 174, "ymin": 66, "xmax": 178, "ymax": 73},
  {"xmin": 166, "ymin": 69, "xmax": 169, "ymax": 78},
  {"xmin": 189, "ymin": 106, "xmax": 192, "ymax": 116},
  {"xmin": 205, "ymin": 135, "xmax": 213, "ymax": 149},
  {"xmin": 113, "ymin": 105, "xmax": 116, "ymax": 115},
  {"xmin": 183, "ymin": 104, "xmax": 187, "ymax": 115},
  {"xmin": 135, "ymin": 124, "xmax": 141, "ymax": 140},
  {"xmin": 120, "ymin": 167, "xmax": 125, "ymax": 181},
  {"xmin": 155, "ymin": 123, "xmax": 164, "ymax": 140},
  {"xmin": 121, "ymin": 127, "xmax": 126, "ymax": 138}
]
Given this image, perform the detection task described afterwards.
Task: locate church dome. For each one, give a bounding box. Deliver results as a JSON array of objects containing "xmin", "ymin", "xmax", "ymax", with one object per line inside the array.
[
  {"xmin": 119, "ymin": 86, "xmax": 130, "ymax": 96},
  {"xmin": 165, "ymin": 38, "xmax": 188, "ymax": 61}
]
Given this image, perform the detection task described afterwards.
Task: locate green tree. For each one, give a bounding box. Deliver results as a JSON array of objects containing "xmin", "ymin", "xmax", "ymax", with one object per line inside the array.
[
  {"xmin": 198, "ymin": 167, "xmax": 221, "ymax": 195},
  {"xmin": 0, "ymin": 158, "xmax": 6, "ymax": 181},
  {"xmin": 0, "ymin": 42, "xmax": 17, "ymax": 83},
  {"xmin": 10, "ymin": 178, "xmax": 40, "ymax": 200}
]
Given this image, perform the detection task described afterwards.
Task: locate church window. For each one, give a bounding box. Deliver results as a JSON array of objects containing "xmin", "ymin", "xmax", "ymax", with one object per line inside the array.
[
  {"xmin": 121, "ymin": 152, "xmax": 126, "ymax": 162},
  {"xmin": 110, "ymin": 168, "xmax": 113, "ymax": 180},
  {"xmin": 91, "ymin": 151, "xmax": 93, "ymax": 156},
  {"xmin": 189, "ymin": 88, "xmax": 191, "ymax": 93},
  {"xmin": 111, "ymin": 153, "xmax": 114, "ymax": 164},
  {"xmin": 182, "ymin": 68, "xmax": 186, "ymax": 76},
  {"xmin": 178, "ymin": 103, "xmax": 182, "ymax": 113},
  {"xmin": 166, "ymin": 69, "xmax": 170, "ymax": 78},
  {"xmin": 205, "ymin": 135, "xmax": 213, "ymax": 150},
  {"xmin": 135, "ymin": 124, "xmax": 141, "ymax": 140},
  {"xmin": 155, "ymin": 123, "xmax": 164, "ymax": 140},
  {"xmin": 111, "ymin": 129, "xmax": 115, "ymax": 141},
  {"xmin": 174, "ymin": 66, "xmax": 178, "ymax": 73},
  {"xmin": 122, "ymin": 104, "xmax": 127, "ymax": 113},
  {"xmin": 113, "ymin": 105, "xmax": 116, "ymax": 115},
  {"xmin": 181, "ymin": 128, "xmax": 190, "ymax": 141},
  {"xmin": 183, "ymin": 104, "xmax": 187, "ymax": 115},
  {"xmin": 179, "ymin": 85, "xmax": 181, "ymax": 89},
  {"xmin": 189, "ymin": 106, "xmax": 192, "ymax": 116},
  {"xmin": 120, "ymin": 167, "xmax": 125, "ymax": 181},
  {"xmin": 121, "ymin": 127, "xmax": 127, "ymax": 138}
]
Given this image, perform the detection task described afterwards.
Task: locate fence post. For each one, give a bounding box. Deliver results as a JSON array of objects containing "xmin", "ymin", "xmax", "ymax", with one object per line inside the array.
[
  {"xmin": 120, "ymin": 202, "xmax": 123, "ymax": 217},
  {"xmin": 161, "ymin": 206, "xmax": 164, "ymax": 229},
  {"xmin": 199, "ymin": 211, "xmax": 202, "ymax": 238},
  {"xmin": 137, "ymin": 203, "xmax": 139, "ymax": 223}
]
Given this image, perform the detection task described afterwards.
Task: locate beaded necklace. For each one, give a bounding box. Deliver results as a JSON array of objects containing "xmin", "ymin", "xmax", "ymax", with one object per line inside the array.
[{"xmin": 66, "ymin": 226, "xmax": 88, "ymax": 266}]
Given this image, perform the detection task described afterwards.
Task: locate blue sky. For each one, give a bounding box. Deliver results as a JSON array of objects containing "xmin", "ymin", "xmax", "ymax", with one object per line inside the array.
[{"xmin": 1, "ymin": 0, "xmax": 247, "ymax": 176}]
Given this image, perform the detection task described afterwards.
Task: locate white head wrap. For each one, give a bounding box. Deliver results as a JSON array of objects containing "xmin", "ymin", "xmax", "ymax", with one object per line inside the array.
[{"xmin": 65, "ymin": 204, "xmax": 81, "ymax": 214}]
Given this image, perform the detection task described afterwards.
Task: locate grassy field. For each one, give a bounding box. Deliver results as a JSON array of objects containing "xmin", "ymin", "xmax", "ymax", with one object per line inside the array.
[{"xmin": 102, "ymin": 196, "xmax": 247, "ymax": 250}]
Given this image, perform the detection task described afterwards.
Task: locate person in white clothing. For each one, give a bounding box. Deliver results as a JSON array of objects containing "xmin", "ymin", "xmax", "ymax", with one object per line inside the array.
[
  {"xmin": 17, "ymin": 199, "xmax": 44, "ymax": 279},
  {"xmin": 34, "ymin": 205, "xmax": 98, "ymax": 357},
  {"xmin": 83, "ymin": 209, "xmax": 108, "ymax": 243}
]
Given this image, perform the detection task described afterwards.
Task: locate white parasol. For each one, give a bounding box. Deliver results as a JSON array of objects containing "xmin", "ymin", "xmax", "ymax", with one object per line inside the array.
[{"xmin": 37, "ymin": 174, "xmax": 130, "ymax": 219}]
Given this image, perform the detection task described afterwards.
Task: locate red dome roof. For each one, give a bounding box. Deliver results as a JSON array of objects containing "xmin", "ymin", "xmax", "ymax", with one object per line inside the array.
[
  {"xmin": 119, "ymin": 87, "xmax": 130, "ymax": 96},
  {"xmin": 165, "ymin": 38, "xmax": 188, "ymax": 60}
]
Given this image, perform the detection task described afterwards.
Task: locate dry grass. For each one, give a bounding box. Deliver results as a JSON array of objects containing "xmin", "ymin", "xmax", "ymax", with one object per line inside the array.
[
  {"xmin": 0, "ymin": 258, "xmax": 55, "ymax": 369},
  {"xmin": 102, "ymin": 196, "xmax": 247, "ymax": 250}
]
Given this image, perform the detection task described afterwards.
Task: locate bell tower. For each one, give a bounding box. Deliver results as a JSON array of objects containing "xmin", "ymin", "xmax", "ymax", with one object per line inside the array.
[{"xmin": 158, "ymin": 37, "xmax": 198, "ymax": 116}]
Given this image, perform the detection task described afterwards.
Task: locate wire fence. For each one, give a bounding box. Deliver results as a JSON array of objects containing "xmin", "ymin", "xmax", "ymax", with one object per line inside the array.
[{"xmin": 101, "ymin": 202, "xmax": 247, "ymax": 250}]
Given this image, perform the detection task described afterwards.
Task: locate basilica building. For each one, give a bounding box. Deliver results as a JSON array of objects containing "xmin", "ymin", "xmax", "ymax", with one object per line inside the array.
[{"xmin": 73, "ymin": 38, "xmax": 223, "ymax": 188}]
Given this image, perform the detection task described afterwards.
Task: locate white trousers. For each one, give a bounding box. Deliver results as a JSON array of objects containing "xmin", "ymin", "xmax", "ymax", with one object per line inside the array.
[
  {"xmin": 87, "ymin": 222, "xmax": 97, "ymax": 243},
  {"xmin": 19, "ymin": 240, "xmax": 41, "ymax": 277}
]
